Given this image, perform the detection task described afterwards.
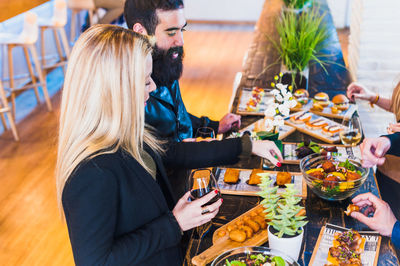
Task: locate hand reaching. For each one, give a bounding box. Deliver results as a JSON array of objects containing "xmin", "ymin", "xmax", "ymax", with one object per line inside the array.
[
  {"xmin": 346, "ymin": 82, "xmax": 376, "ymax": 103},
  {"xmin": 360, "ymin": 137, "xmax": 391, "ymax": 167},
  {"xmin": 218, "ymin": 113, "xmax": 241, "ymax": 134},
  {"xmin": 350, "ymin": 193, "xmax": 397, "ymax": 236},
  {"xmin": 172, "ymin": 190, "xmax": 222, "ymax": 231},
  {"xmin": 251, "ymin": 140, "xmax": 283, "ymax": 167},
  {"xmin": 387, "ymin": 123, "xmax": 400, "ymax": 134}
]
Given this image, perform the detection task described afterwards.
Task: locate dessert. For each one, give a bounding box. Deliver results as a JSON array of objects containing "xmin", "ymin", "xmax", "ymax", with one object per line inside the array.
[{"xmin": 314, "ymin": 92, "xmax": 330, "ymax": 107}]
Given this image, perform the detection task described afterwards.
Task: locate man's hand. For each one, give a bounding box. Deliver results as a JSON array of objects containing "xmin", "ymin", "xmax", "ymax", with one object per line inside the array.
[
  {"xmin": 360, "ymin": 137, "xmax": 391, "ymax": 167},
  {"xmin": 218, "ymin": 113, "xmax": 241, "ymax": 134},
  {"xmin": 350, "ymin": 193, "xmax": 397, "ymax": 236}
]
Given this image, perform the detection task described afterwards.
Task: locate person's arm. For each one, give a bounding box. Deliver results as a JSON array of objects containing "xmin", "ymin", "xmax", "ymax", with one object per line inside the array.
[
  {"xmin": 62, "ymin": 164, "xmax": 182, "ymax": 266},
  {"xmin": 347, "ymin": 82, "xmax": 392, "ymax": 111},
  {"xmin": 392, "ymin": 221, "xmax": 400, "ymax": 249}
]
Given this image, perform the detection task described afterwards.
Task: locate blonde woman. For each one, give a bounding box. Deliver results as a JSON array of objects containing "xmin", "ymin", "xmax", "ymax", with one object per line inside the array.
[{"xmin": 57, "ymin": 25, "xmax": 224, "ymax": 265}]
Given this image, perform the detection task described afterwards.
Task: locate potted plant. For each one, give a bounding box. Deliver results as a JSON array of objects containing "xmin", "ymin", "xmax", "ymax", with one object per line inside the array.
[
  {"xmin": 282, "ymin": 0, "xmax": 313, "ymax": 14},
  {"xmin": 274, "ymin": 7, "xmax": 329, "ymax": 91},
  {"xmin": 257, "ymin": 174, "xmax": 308, "ymax": 260}
]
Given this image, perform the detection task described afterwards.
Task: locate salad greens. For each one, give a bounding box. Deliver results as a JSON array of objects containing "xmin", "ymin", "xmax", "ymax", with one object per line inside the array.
[{"xmin": 225, "ymin": 254, "xmax": 285, "ymax": 266}]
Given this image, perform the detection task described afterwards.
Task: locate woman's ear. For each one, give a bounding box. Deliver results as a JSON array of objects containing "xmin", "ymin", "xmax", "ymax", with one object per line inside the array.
[{"xmin": 132, "ymin": 23, "xmax": 148, "ymax": 35}]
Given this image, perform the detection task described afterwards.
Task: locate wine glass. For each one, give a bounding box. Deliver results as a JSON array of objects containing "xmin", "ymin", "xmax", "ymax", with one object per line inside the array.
[
  {"xmin": 340, "ymin": 115, "xmax": 362, "ymax": 146},
  {"xmin": 195, "ymin": 127, "xmax": 215, "ymax": 141},
  {"xmin": 187, "ymin": 168, "xmax": 220, "ymax": 208}
]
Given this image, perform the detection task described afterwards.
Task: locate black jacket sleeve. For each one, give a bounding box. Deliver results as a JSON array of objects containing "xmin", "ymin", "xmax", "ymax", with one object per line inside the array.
[
  {"xmin": 382, "ymin": 133, "xmax": 400, "ymax": 156},
  {"xmin": 163, "ymin": 137, "xmax": 243, "ymax": 169},
  {"xmin": 62, "ymin": 164, "xmax": 181, "ymax": 266},
  {"xmin": 189, "ymin": 113, "xmax": 220, "ymax": 136}
]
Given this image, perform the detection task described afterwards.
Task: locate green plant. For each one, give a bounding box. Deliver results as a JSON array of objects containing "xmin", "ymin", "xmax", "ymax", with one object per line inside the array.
[
  {"xmin": 257, "ymin": 174, "xmax": 308, "ymax": 238},
  {"xmin": 283, "ymin": 0, "xmax": 311, "ymax": 9},
  {"xmin": 274, "ymin": 7, "xmax": 329, "ymax": 76}
]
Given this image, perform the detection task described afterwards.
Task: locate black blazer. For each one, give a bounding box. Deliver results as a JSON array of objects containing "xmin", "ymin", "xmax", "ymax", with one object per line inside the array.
[{"xmin": 62, "ymin": 138, "xmax": 243, "ymax": 266}]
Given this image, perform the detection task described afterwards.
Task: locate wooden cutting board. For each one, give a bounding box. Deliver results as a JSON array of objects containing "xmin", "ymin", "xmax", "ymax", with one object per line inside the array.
[{"xmin": 191, "ymin": 205, "xmax": 268, "ymax": 266}]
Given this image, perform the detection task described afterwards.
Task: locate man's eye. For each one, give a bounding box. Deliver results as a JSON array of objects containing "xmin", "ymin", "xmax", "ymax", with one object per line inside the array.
[{"xmin": 167, "ymin": 31, "xmax": 176, "ymax": 37}]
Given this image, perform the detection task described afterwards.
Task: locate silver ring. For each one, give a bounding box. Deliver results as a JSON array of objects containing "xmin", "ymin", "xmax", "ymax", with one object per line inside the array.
[{"xmin": 201, "ymin": 208, "xmax": 210, "ymax": 215}]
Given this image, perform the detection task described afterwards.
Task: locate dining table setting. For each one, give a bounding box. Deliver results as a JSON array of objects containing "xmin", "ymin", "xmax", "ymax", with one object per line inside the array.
[{"xmin": 183, "ymin": 0, "xmax": 400, "ymax": 265}]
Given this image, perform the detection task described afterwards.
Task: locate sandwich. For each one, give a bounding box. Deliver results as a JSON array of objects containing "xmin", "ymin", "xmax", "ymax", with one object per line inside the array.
[
  {"xmin": 314, "ymin": 92, "xmax": 330, "ymax": 107},
  {"xmin": 322, "ymin": 125, "xmax": 342, "ymax": 137},
  {"xmin": 331, "ymin": 94, "xmax": 350, "ymax": 113},
  {"xmin": 293, "ymin": 89, "xmax": 309, "ymax": 108}
]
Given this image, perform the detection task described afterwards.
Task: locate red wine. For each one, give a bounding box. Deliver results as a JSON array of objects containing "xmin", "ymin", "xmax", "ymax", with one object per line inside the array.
[{"xmin": 189, "ymin": 188, "xmax": 221, "ymax": 206}]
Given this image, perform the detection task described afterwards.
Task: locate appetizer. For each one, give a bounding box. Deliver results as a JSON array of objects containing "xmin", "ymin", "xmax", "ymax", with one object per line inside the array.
[
  {"xmin": 306, "ymin": 159, "xmax": 363, "ymax": 193},
  {"xmin": 248, "ymin": 169, "xmax": 265, "ymax": 185},
  {"xmin": 276, "ymin": 172, "xmax": 292, "ymax": 186},
  {"xmin": 295, "ymin": 140, "xmax": 338, "ymax": 159},
  {"xmin": 344, "ymin": 204, "xmax": 360, "ymax": 216},
  {"xmin": 331, "ymin": 94, "xmax": 350, "ymax": 114},
  {"xmin": 224, "ymin": 169, "xmax": 240, "ymax": 184},
  {"xmin": 327, "ymin": 229, "xmax": 365, "ymax": 265},
  {"xmin": 310, "ymin": 102, "xmax": 325, "ymax": 112},
  {"xmin": 293, "ymin": 88, "xmax": 309, "ymax": 109},
  {"xmin": 322, "ymin": 125, "xmax": 343, "ymax": 137},
  {"xmin": 305, "ymin": 118, "xmax": 329, "ymax": 129},
  {"xmin": 290, "ymin": 111, "xmax": 312, "ymax": 124},
  {"xmin": 314, "ymin": 92, "xmax": 330, "ymax": 107},
  {"xmin": 224, "ymin": 254, "xmax": 286, "ymax": 266},
  {"xmin": 246, "ymin": 87, "xmax": 265, "ymax": 112}
]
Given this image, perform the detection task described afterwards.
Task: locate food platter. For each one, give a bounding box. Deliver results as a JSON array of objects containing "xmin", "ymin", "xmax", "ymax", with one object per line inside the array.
[
  {"xmin": 238, "ymin": 118, "xmax": 296, "ymax": 140},
  {"xmin": 285, "ymin": 111, "xmax": 345, "ymax": 144},
  {"xmin": 236, "ymin": 87, "xmax": 274, "ymax": 115},
  {"xmin": 309, "ymin": 223, "xmax": 381, "ymax": 266},
  {"xmin": 215, "ymin": 168, "xmax": 307, "ymax": 198},
  {"xmin": 293, "ymin": 100, "xmax": 357, "ymax": 120}
]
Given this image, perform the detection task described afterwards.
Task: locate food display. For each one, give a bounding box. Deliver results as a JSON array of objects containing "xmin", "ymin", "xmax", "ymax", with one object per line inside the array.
[
  {"xmin": 245, "ymin": 87, "xmax": 265, "ymax": 112},
  {"xmin": 276, "ymin": 171, "xmax": 292, "ymax": 186},
  {"xmin": 331, "ymin": 94, "xmax": 350, "ymax": 114},
  {"xmin": 300, "ymin": 154, "xmax": 369, "ymax": 201},
  {"xmin": 224, "ymin": 169, "xmax": 241, "ymax": 184},
  {"xmin": 248, "ymin": 169, "xmax": 264, "ymax": 185},
  {"xmin": 313, "ymin": 92, "xmax": 330, "ymax": 107},
  {"xmin": 236, "ymin": 87, "xmax": 274, "ymax": 115},
  {"xmin": 285, "ymin": 111, "xmax": 344, "ymax": 143},
  {"xmin": 327, "ymin": 229, "xmax": 365, "ymax": 265},
  {"xmin": 344, "ymin": 204, "xmax": 360, "ymax": 216},
  {"xmin": 293, "ymin": 89, "xmax": 309, "ymax": 109}
]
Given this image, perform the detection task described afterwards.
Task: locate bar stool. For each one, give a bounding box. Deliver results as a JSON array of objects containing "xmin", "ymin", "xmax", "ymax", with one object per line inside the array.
[
  {"xmin": 39, "ymin": 0, "xmax": 70, "ymax": 75},
  {"xmin": 0, "ymin": 12, "xmax": 53, "ymax": 118},
  {"xmin": 0, "ymin": 80, "xmax": 19, "ymax": 141},
  {"xmin": 68, "ymin": 0, "xmax": 97, "ymax": 43}
]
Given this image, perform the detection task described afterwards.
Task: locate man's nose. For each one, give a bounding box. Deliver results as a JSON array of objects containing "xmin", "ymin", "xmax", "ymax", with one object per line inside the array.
[{"xmin": 174, "ymin": 31, "xmax": 184, "ymax": 46}]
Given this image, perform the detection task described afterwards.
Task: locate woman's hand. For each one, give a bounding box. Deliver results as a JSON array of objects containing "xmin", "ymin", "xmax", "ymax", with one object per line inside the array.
[
  {"xmin": 251, "ymin": 140, "xmax": 283, "ymax": 167},
  {"xmin": 172, "ymin": 190, "xmax": 223, "ymax": 231},
  {"xmin": 351, "ymin": 193, "xmax": 397, "ymax": 236},
  {"xmin": 387, "ymin": 123, "xmax": 400, "ymax": 134},
  {"xmin": 347, "ymin": 82, "xmax": 375, "ymax": 102},
  {"xmin": 360, "ymin": 137, "xmax": 391, "ymax": 167}
]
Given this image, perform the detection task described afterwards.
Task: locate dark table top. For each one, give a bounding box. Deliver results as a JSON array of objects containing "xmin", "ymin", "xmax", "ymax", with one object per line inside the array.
[{"xmin": 185, "ymin": 0, "xmax": 400, "ymax": 265}]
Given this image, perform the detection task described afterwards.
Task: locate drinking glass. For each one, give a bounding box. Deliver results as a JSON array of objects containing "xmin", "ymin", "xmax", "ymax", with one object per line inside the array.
[
  {"xmin": 340, "ymin": 115, "xmax": 362, "ymax": 146},
  {"xmin": 195, "ymin": 127, "xmax": 215, "ymax": 141},
  {"xmin": 187, "ymin": 168, "xmax": 220, "ymax": 208}
]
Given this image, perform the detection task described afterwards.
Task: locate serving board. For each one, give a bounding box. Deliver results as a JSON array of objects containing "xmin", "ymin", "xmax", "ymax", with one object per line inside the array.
[
  {"xmin": 236, "ymin": 87, "xmax": 274, "ymax": 115},
  {"xmin": 284, "ymin": 111, "xmax": 344, "ymax": 144},
  {"xmin": 291, "ymin": 100, "xmax": 357, "ymax": 120},
  {"xmin": 238, "ymin": 118, "xmax": 296, "ymax": 140},
  {"xmin": 192, "ymin": 205, "xmax": 268, "ymax": 266},
  {"xmin": 215, "ymin": 168, "xmax": 307, "ymax": 198},
  {"xmin": 309, "ymin": 223, "xmax": 381, "ymax": 266},
  {"xmin": 282, "ymin": 142, "xmax": 362, "ymax": 164}
]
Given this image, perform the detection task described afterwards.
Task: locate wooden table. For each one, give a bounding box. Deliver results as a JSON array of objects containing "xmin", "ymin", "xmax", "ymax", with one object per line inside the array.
[
  {"xmin": 0, "ymin": 0, "xmax": 48, "ymax": 22},
  {"xmin": 185, "ymin": 0, "xmax": 400, "ymax": 265}
]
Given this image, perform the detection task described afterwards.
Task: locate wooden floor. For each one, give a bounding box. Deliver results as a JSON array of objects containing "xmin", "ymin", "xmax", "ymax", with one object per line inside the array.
[{"xmin": 0, "ymin": 26, "xmax": 254, "ymax": 265}]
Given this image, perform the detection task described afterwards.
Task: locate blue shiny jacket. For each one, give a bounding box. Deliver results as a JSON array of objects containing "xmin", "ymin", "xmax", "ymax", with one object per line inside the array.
[{"xmin": 145, "ymin": 80, "xmax": 219, "ymax": 142}]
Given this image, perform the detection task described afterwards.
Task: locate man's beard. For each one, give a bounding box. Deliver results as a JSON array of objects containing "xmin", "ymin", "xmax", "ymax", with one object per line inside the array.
[{"xmin": 151, "ymin": 46, "xmax": 184, "ymax": 87}]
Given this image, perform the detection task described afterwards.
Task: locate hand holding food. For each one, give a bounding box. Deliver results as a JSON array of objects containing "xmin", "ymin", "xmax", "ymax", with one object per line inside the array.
[
  {"xmin": 360, "ymin": 137, "xmax": 391, "ymax": 167},
  {"xmin": 344, "ymin": 204, "xmax": 360, "ymax": 216},
  {"xmin": 346, "ymin": 82, "xmax": 376, "ymax": 102},
  {"xmin": 172, "ymin": 191, "xmax": 222, "ymax": 231},
  {"xmin": 251, "ymin": 140, "xmax": 283, "ymax": 167},
  {"xmin": 350, "ymin": 192, "xmax": 397, "ymax": 237}
]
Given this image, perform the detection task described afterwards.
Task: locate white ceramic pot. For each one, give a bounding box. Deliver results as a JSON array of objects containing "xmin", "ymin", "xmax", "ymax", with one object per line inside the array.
[{"xmin": 267, "ymin": 225, "xmax": 304, "ymax": 261}]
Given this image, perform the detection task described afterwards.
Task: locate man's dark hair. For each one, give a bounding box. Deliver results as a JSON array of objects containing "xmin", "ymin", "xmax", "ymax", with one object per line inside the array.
[{"xmin": 124, "ymin": 0, "xmax": 184, "ymax": 35}]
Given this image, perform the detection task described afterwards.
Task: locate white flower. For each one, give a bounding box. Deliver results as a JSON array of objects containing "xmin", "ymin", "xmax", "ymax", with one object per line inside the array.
[
  {"xmin": 278, "ymin": 104, "xmax": 290, "ymax": 117},
  {"xmin": 275, "ymin": 94, "xmax": 284, "ymax": 103},
  {"xmin": 271, "ymin": 89, "xmax": 280, "ymax": 96},
  {"xmin": 276, "ymin": 83, "xmax": 288, "ymax": 92},
  {"xmin": 264, "ymin": 105, "xmax": 277, "ymax": 117},
  {"xmin": 264, "ymin": 118, "xmax": 274, "ymax": 132},
  {"xmin": 273, "ymin": 115, "xmax": 284, "ymax": 126}
]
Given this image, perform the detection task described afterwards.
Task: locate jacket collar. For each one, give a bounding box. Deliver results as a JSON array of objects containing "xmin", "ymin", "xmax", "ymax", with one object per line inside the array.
[{"xmin": 149, "ymin": 80, "xmax": 179, "ymax": 108}]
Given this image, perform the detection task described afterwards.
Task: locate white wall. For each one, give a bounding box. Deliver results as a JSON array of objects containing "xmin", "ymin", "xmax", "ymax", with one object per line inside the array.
[
  {"xmin": 185, "ymin": 0, "xmax": 264, "ymax": 22},
  {"xmin": 327, "ymin": 0, "xmax": 352, "ymax": 28}
]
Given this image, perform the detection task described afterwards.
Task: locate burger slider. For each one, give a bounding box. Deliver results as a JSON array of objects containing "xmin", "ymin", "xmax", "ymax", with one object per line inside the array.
[
  {"xmin": 331, "ymin": 94, "xmax": 350, "ymax": 113},
  {"xmin": 305, "ymin": 118, "xmax": 328, "ymax": 129},
  {"xmin": 322, "ymin": 125, "xmax": 342, "ymax": 137},
  {"xmin": 290, "ymin": 112, "xmax": 312, "ymax": 124},
  {"xmin": 293, "ymin": 89, "xmax": 309, "ymax": 108},
  {"xmin": 314, "ymin": 92, "xmax": 330, "ymax": 107}
]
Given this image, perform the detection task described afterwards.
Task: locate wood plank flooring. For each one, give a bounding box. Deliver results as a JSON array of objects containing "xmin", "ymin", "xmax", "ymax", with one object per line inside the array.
[{"xmin": 0, "ymin": 26, "xmax": 254, "ymax": 265}]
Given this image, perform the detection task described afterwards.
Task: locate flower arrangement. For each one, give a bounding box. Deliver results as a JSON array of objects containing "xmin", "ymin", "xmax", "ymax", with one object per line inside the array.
[
  {"xmin": 263, "ymin": 73, "xmax": 297, "ymax": 132},
  {"xmin": 257, "ymin": 174, "xmax": 308, "ymax": 238}
]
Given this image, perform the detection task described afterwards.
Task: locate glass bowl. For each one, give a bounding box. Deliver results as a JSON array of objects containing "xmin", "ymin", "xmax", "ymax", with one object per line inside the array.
[
  {"xmin": 300, "ymin": 153, "xmax": 369, "ymax": 201},
  {"xmin": 211, "ymin": 246, "xmax": 299, "ymax": 266}
]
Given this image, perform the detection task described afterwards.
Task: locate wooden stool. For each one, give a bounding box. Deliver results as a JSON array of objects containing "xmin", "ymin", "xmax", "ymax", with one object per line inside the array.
[
  {"xmin": 0, "ymin": 12, "xmax": 53, "ymax": 118},
  {"xmin": 67, "ymin": 0, "xmax": 97, "ymax": 43},
  {"xmin": 0, "ymin": 80, "xmax": 19, "ymax": 141},
  {"xmin": 39, "ymin": 0, "xmax": 70, "ymax": 75}
]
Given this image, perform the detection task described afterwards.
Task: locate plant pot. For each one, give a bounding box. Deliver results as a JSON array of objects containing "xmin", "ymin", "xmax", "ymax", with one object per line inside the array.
[
  {"xmin": 267, "ymin": 225, "xmax": 304, "ymax": 261},
  {"xmin": 280, "ymin": 64, "xmax": 309, "ymax": 92}
]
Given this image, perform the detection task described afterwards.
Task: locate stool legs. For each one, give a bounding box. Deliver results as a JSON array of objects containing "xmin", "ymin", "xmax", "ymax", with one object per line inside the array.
[
  {"xmin": 28, "ymin": 44, "xmax": 53, "ymax": 112},
  {"xmin": 7, "ymin": 44, "xmax": 16, "ymax": 117},
  {"xmin": 0, "ymin": 81, "xmax": 19, "ymax": 141},
  {"xmin": 23, "ymin": 46, "xmax": 41, "ymax": 104}
]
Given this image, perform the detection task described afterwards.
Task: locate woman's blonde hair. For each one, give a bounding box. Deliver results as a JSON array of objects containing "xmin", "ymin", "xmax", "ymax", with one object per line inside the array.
[
  {"xmin": 56, "ymin": 24, "xmax": 161, "ymax": 212},
  {"xmin": 391, "ymin": 80, "xmax": 400, "ymax": 121}
]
